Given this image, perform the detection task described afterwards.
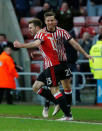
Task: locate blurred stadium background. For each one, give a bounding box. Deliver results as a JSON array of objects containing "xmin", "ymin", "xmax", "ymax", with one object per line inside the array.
[
  {"xmin": 0, "ymin": 0, "xmax": 102, "ymax": 106},
  {"xmin": 0, "ymin": 1, "xmax": 102, "ymax": 129}
]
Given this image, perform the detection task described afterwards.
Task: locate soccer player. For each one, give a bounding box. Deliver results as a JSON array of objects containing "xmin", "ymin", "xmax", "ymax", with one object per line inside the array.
[
  {"xmin": 14, "ymin": 18, "xmax": 75, "ymax": 121},
  {"xmin": 41, "ymin": 11, "xmax": 93, "ymax": 120}
]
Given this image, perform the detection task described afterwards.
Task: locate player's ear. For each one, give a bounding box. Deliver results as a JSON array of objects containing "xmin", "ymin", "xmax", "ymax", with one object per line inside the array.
[{"xmin": 45, "ymin": 19, "xmax": 47, "ymax": 25}]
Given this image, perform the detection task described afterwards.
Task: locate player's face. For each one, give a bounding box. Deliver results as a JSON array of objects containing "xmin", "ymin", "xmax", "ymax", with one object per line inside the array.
[
  {"xmin": 5, "ymin": 47, "xmax": 12, "ymax": 55},
  {"xmin": 28, "ymin": 23, "xmax": 36, "ymax": 35},
  {"xmin": 0, "ymin": 36, "xmax": 5, "ymax": 43},
  {"xmin": 45, "ymin": 16, "xmax": 55, "ymax": 30}
]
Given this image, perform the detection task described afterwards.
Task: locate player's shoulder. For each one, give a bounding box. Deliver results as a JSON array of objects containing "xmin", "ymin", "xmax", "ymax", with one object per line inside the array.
[
  {"xmin": 35, "ymin": 32, "xmax": 45, "ymax": 38},
  {"xmin": 37, "ymin": 31, "xmax": 45, "ymax": 36},
  {"xmin": 43, "ymin": 27, "xmax": 46, "ymax": 30},
  {"xmin": 56, "ymin": 26, "xmax": 63, "ymax": 30},
  {"xmin": 56, "ymin": 26, "xmax": 68, "ymax": 33}
]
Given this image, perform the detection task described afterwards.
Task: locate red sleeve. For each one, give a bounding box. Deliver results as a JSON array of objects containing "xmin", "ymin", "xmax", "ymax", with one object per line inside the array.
[
  {"xmin": 34, "ymin": 32, "xmax": 45, "ymax": 42},
  {"xmin": 63, "ymin": 30, "xmax": 72, "ymax": 41}
]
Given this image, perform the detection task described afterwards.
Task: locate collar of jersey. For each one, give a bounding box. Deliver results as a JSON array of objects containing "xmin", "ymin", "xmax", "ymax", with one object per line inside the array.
[{"xmin": 46, "ymin": 26, "xmax": 57, "ymax": 33}]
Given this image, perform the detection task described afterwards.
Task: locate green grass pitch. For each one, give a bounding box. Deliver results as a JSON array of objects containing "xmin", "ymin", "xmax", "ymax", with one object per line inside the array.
[{"xmin": 0, "ymin": 104, "xmax": 102, "ymax": 131}]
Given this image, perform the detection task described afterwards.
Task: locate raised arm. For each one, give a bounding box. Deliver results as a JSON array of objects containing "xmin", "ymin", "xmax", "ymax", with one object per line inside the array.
[
  {"xmin": 13, "ymin": 39, "xmax": 41, "ymax": 49},
  {"xmin": 68, "ymin": 38, "xmax": 93, "ymax": 61}
]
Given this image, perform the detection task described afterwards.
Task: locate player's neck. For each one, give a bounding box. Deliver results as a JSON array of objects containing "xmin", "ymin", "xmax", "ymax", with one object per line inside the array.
[
  {"xmin": 36, "ymin": 29, "xmax": 41, "ymax": 33},
  {"xmin": 47, "ymin": 26, "xmax": 56, "ymax": 32}
]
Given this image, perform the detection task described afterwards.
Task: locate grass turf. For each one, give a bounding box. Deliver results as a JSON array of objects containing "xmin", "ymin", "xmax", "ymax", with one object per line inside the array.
[
  {"xmin": 0, "ymin": 117, "xmax": 102, "ymax": 131},
  {"xmin": 0, "ymin": 104, "xmax": 102, "ymax": 131}
]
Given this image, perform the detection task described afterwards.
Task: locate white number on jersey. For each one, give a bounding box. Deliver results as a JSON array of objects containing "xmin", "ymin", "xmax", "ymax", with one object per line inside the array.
[
  {"xmin": 65, "ymin": 68, "xmax": 71, "ymax": 76},
  {"xmin": 47, "ymin": 37, "xmax": 57, "ymax": 51},
  {"xmin": 46, "ymin": 77, "xmax": 52, "ymax": 85}
]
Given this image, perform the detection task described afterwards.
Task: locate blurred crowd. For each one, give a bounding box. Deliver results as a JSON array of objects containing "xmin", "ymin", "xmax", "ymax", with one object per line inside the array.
[{"xmin": 11, "ymin": 0, "xmax": 102, "ymax": 18}]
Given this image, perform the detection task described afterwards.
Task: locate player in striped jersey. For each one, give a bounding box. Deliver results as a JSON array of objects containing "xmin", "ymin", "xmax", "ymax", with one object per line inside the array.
[
  {"xmin": 42, "ymin": 11, "xmax": 93, "ymax": 121},
  {"xmin": 13, "ymin": 18, "xmax": 74, "ymax": 121}
]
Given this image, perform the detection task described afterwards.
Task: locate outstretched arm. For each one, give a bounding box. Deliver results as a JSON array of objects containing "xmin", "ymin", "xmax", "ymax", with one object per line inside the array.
[
  {"xmin": 13, "ymin": 39, "xmax": 41, "ymax": 49},
  {"xmin": 69, "ymin": 38, "xmax": 93, "ymax": 61}
]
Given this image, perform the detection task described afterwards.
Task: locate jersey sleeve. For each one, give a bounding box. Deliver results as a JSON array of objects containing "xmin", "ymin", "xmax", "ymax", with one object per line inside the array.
[
  {"xmin": 34, "ymin": 32, "xmax": 45, "ymax": 42},
  {"xmin": 63, "ymin": 30, "xmax": 72, "ymax": 41}
]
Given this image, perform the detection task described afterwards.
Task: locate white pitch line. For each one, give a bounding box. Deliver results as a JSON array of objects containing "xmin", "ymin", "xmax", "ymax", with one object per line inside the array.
[{"xmin": 0, "ymin": 116, "xmax": 102, "ymax": 126}]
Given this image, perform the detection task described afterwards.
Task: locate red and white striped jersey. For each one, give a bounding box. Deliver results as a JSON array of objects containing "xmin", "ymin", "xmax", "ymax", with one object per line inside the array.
[
  {"xmin": 43, "ymin": 26, "xmax": 72, "ymax": 61},
  {"xmin": 34, "ymin": 32, "xmax": 60, "ymax": 69}
]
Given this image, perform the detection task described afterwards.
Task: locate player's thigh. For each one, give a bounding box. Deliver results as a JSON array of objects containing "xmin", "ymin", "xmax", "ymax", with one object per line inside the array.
[
  {"xmin": 56, "ymin": 62, "xmax": 72, "ymax": 81},
  {"xmin": 61, "ymin": 78, "xmax": 71, "ymax": 90},
  {"xmin": 46, "ymin": 67, "xmax": 59, "ymax": 87},
  {"xmin": 32, "ymin": 80, "xmax": 45, "ymax": 92},
  {"xmin": 50, "ymin": 86, "xmax": 60, "ymax": 95},
  {"xmin": 33, "ymin": 69, "xmax": 47, "ymax": 92}
]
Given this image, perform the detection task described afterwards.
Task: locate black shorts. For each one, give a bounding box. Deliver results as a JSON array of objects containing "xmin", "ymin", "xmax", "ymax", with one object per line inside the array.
[{"xmin": 37, "ymin": 61, "xmax": 72, "ymax": 87}]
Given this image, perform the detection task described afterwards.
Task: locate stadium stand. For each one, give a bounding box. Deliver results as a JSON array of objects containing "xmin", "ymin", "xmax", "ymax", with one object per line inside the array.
[
  {"xmin": 73, "ymin": 16, "xmax": 86, "ymax": 26},
  {"xmin": 86, "ymin": 16, "xmax": 100, "ymax": 26},
  {"xmin": 73, "ymin": 16, "xmax": 100, "ymax": 38},
  {"xmin": 31, "ymin": 63, "xmax": 41, "ymax": 73},
  {"xmin": 20, "ymin": 17, "xmax": 34, "ymax": 28},
  {"xmin": 30, "ymin": 6, "xmax": 43, "ymax": 16}
]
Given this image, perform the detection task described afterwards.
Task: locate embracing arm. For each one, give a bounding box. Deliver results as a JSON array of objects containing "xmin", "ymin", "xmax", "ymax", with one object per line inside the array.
[{"xmin": 13, "ymin": 39, "xmax": 41, "ymax": 49}]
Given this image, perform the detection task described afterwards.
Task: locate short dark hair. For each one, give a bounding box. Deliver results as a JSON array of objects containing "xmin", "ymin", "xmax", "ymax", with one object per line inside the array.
[
  {"xmin": 0, "ymin": 34, "xmax": 6, "ymax": 38},
  {"xmin": 3, "ymin": 44, "xmax": 12, "ymax": 49},
  {"xmin": 44, "ymin": 11, "xmax": 55, "ymax": 19},
  {"xmin": 98, "ymin": 34, "xmax": 102, "ymax": 40},
  {"xmin": 28, "ymin": 18, "xmax": 42, "ymax": 28}
]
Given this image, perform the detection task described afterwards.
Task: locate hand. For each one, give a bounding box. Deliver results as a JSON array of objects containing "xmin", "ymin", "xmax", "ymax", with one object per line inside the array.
[
  {"xmin": 31, "ymin": 51, "xmax": 41, "ymax": 58},
  {"xmin": 13, "ymin": 40, "xmax": 22, "ymax": 48},
  {"xmin": 31, "ymin": 52, "xmax": 37, "ymax": 58},
  {"xmin": 86, "ymin": 55, "xmax": 94, "ymax": 62},
  {"xmin": 31, "ymin": 52, "xmax": 34, "ymax": 58}
]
